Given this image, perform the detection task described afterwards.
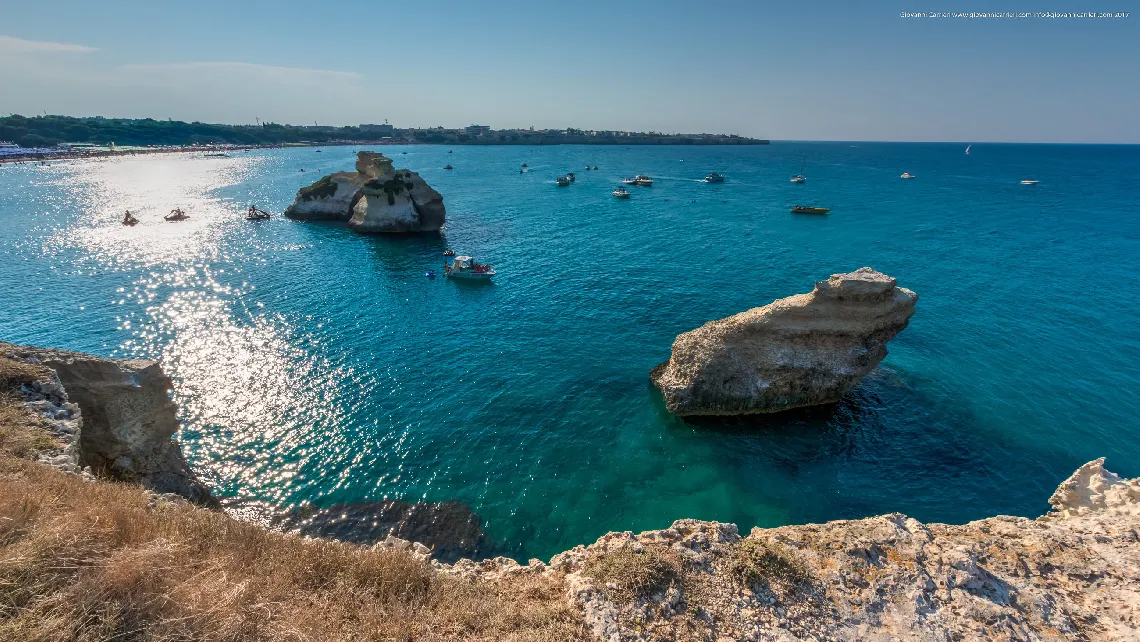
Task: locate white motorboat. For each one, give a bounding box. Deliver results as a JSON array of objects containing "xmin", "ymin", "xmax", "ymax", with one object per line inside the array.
[
  {"xmin": 445, "ymin": 256, "xmax": 495, "ymax": 280},
  {"xmin": 703, "ymin": 172, "xmax": 725, "ymax": 183},
  {"xmin": 612, "ymin": 187, "xmax": 631, "ymax": 199},
  {"xmin": 621, "ymin": 177, "xmax": 638, "ymax": 185},
  {"xmin": 1020, "ymin": 179, "xmax": 1039, "ymax": 185},
  {"xmin": 634, "ymin": 174, "xmax": 653, "ymax": 186},
  {"xmin": 900, "ymin": 172, "xmax": 915, "ymax": 179}
]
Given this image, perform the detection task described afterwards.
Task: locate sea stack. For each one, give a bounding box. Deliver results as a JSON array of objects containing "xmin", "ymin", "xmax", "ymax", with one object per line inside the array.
[
  {"xmin": 284, "ymin": 151, "xmax": 445, "ymax": 232},
  {"xmin": 650, "ymin": 268, "xmax": 917, "ymax": 416}
]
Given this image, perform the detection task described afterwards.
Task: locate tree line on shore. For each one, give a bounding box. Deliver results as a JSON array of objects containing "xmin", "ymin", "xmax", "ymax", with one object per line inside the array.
[{"xmin": 0, "ymin": 115, "xmax": 372, "ymax": 148}]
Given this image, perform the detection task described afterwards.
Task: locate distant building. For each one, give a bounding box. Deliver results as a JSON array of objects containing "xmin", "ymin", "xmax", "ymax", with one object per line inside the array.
[
  {"xmin": 359, "ymin": 123, "xmax": 394, "ymax": 134},
  {"xmin": 465, "ymin": 124, "xmax": 492, "ymax": 136}
]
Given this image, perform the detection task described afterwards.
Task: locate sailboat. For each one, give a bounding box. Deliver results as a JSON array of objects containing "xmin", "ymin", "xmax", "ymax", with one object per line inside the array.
[
  {"xmin": 790, "ymin": 155, "xmax": 806, "ymax": 183},
  {"xmin": 965, "ymin": 145, "xmax": 971, "ymax": 155}
]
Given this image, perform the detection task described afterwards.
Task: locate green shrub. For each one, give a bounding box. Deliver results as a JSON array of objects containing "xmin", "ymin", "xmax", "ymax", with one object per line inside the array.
[{"xmin": 730, "ymin": 538, "xmax": 810, "ymax": 588}]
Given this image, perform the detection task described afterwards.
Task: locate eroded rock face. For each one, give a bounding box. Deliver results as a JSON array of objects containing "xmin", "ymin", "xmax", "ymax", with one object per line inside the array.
[
  {"xmin": 451, "ymin": 460, "xmax": 1140, "ymax": 641},
  {"xmin": 284, "ymin": 151, "xmax": 445, "ymax": 232},
  {"xmin": 0, "ymin": 342, "xmax": 215, "ymax": 505},
  {"xmin": 651, "ymin": 267, "xmax": 918, "ymax": 415},
  {"xmin": 283, "ymin": 172, "xmax": 365, "ymax": 220}
]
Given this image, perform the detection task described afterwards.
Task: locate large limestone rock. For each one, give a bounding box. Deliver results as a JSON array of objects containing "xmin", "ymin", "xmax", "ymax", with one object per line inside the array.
[
  {"xmin": 0, "ymin": 342, "xmax": 216, "ymax": 505},
  {"xmin": 283, "ymin": 172, "xmax": 365, "ymax": 220},
  {"xmin": 651, "ymin": 267, "xmax": 917, "ymax": 416},
  {"xmin": 284, "ymin": 151, "xmax": 445, "ymax": 231}
]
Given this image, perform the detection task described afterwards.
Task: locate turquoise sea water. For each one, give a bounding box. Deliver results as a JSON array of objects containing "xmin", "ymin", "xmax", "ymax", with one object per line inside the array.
[{"xmin": 1, "ymin": 143, "xmax": 1138, "ymax": 561}]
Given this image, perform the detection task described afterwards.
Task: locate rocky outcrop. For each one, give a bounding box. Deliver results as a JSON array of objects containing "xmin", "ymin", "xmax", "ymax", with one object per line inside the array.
[
  {"xmin": 450, "ymin": 459, "xmax": 1140, "ymax": 641},
  {"xmin": 284, "ymin": 151, "xmax": 445, "ymax": 232},
  {"xmin": 283, "ymin": 173, "xmax": 365, "ymax": 220},
  {"xmin": 285, "ymin": 498, "xmax": 484, "ymax": 562},
  {"xmin": 651, "ymin": 267, "xmax": 918, "ymax": 415},
  {"xmin": 0, "ymin": 342, "xmax": 215, "ymax": 505}
]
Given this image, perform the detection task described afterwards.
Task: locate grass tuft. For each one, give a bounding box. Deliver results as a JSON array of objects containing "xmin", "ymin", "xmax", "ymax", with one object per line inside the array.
[
  {"xmin": 729, "ymin": 538, "xmax": 811, "ymax": 589},
  {"xmin": 582, "ymin": 545, "xmax": 682, "ymax": 601}
]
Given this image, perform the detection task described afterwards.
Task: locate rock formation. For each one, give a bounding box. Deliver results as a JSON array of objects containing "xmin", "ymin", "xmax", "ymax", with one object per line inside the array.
[
  {"xmin": 651, "ymin": 267, "xmax": 917, "ymax": 416},
  {"xmin": 0, "ymin": 342, "xmax": 215, "ymax": 505},
  {"xmin": 284, "ymin": 498, "xmax": 484, "ymax": 562},
  {"xmin": 449, "ymin": 458, "xmax": 1140, "ymax": 641},
  {"xmin": 284, "ymin": 151, "xmax": 445, "ymax": 232}
]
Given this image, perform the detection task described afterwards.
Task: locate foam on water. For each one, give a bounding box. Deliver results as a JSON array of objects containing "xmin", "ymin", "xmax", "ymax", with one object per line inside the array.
[{"xmin": 1, "ymin": 142, "xmax": 1138, "ymax": 560}]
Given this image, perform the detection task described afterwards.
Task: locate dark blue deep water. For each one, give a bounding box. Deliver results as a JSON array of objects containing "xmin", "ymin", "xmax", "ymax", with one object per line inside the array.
[{"xmin": 1, "ymin": 142, "xmax": 1138, "ymax": 561}]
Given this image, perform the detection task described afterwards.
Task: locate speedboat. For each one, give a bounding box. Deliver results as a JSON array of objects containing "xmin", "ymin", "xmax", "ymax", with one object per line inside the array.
[
  {"xmin": 445, "ymin": 256, "xmax": 495, "ymax": 280},
  {"xmin": 593, "ymin": 165, "xmax": 598, "ymax": 170},
  {"xmin": 567, "ymin": 172, "xmax": 575, "ymax": 182},
  {"xmin": 1020, "ymin": 179, "xmax": 1038, "ymax": 185},
  {"xmin": 621, "ymin": 177, "xmax": 638, "ymax": 185},
  {"xmin": 585, "ymin": 165, "xmax": 591, "ymax": 170},
  {"xmin": 164, "ymin": 208, "xmax": 189, "ymax": 222},
  {"xmin": 634, "ymin": 174, "xmax": 653, "ymax": 186},
  {"xmin": 791, "ymin": 205, "xmax": 830, "ymax": 215},
  {"xmin": 122, "ymin": 211, "xmax": 139, "ymax": 227},
  {"xmin": 521, "ymin": 163, "xmax": 528, "ymax": 168},
  {"xmin": 555, "ymin": 176, "xmax": 571, "ymax": 187},
  {"xmin": 612, "ymin": 187, "xmax": 631, "ymax": 199},
  {"xmin": 704, "ymin": 173, "xmax": 725, "ymax": 183},
  {"xmin": 900, "ymin": 172, "xmax": 915, "ymax": 179},
  {"xmin": 444, "ymin": 164, "xmax": 453, "ymax": 170},
  {"xmin": 426, "ymin": 270, "xmax": 436, "ymax": 278},
  {"xmin": 443, "ymin": 249, "xmax": 456, "ymax": 256},
  {"xmin": 246, "ymin": 205, "xmax": 271, "ymax": 220}
]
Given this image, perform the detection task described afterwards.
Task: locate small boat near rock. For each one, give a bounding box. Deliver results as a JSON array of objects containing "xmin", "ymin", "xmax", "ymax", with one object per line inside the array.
[
  {"xmin": 246, "ymin": 205, "xmax": 271, "ymax": 220},
  {"xmin": 612, "ymin": 187, "xmax": 631, "ymax": 199},
  {"xmin": 703, "ymin": 172, "xmax": 725, "ymax": 183},
  {"xmin": 445, "ymin": 256, "xmax": 495, "ymax": 280},
  {"xmin": 791, "ymin": 205, "xmax": 830, "ymax": 215}
]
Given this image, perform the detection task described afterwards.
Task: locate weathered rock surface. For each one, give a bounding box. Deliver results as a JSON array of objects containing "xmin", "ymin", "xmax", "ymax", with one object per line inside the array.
[
  {"xmin": 283, "ymin": 172, "xmax": 365, "ymax": 220},
  {"xmin": 651, "ymin": 267, "xmax": 918, "ymax": 415},
  {"xmin": 284, "ymin": 151, "xmax": 445, "ymax": 232},
  {"xmin": 0, "ymin": 342, "xmax": 215, "ymax": 505},
  {"xmin": 451, "ymin": 459, "xmax": 1140, "ymax": 641}
]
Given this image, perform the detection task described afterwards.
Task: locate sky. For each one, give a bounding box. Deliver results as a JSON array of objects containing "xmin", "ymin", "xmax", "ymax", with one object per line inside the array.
[{"xmin": 1, "ymin": 0, "xmax": 1137, "ymax": 143}]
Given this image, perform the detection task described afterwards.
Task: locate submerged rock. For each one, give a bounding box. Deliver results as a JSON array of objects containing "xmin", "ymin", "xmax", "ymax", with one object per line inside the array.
[
  {"xmin": 229, "ymin": 497, "xmax": 485, "ymax": 562},
  {"xmin": 0, "ymin": 342, "xmax": 216, "ymax": 505},
  {"xmin": 651, "ymin": 267, "xmax": 917, "ymax": 415},
  {"xmin": 284, "ymin": 151, "xmax": 445, "ymax": 232}
]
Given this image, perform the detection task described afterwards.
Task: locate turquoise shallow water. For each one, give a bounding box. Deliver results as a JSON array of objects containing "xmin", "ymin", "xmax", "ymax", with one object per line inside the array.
[{"xmin": 1, "ymin": 142, "xmax": 1138, "ymax": 561}]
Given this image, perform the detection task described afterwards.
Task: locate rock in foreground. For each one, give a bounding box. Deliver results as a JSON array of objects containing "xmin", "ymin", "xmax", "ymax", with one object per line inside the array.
[
  {"xmin": 651, "ymin": 267, "xmax": 917, "ymax": 415},
  {"xmin": 284, "ymin": 151, "xmax": 445, "ymax": 232},
  {"xmin": 452, "ymin": 459, "xmax": 1140, "ymax": 641},
  {"xmin": 0, "ymin": 342, "xmax": 215, "ymax": 505}
]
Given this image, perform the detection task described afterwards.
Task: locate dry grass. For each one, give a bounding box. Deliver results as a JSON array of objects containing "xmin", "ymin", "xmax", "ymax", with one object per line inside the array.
[
  {"xmin": 0, "ymin": 358, "xmax": 59, "ymax": 460},
  {"xmin": 0, "ymin": 355, "xmax": 591, "ymax": 641},
  {"xmin": 729, "ymin": 538, "xmax": 811, "ymax": 589},
  {"xmin": 581, "ymin": 546, "xmax": 682, "ymax": 602}
]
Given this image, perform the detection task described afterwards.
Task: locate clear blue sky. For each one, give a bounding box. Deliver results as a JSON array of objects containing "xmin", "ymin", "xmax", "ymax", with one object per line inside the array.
[{"xmin": 1, "ymin": 0, "xmax": 1137, "ymax": 142}]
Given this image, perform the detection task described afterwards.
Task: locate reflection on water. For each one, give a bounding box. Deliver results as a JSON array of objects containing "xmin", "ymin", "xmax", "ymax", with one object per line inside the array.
[{"xmin": 2, "ymin": 144, "xmax": 1139, "ymax": 562}]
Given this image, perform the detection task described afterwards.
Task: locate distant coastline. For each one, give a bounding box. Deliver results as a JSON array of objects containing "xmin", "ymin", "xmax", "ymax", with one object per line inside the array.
[{"xmin": 0, "ymin": 114, "xmax": 768, "ymax": 160}]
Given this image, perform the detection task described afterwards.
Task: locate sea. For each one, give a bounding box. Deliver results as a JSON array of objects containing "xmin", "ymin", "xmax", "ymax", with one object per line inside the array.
[{"xmin": 1, "ymin": 142, "xmax": 1137, "ymax": 561}]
